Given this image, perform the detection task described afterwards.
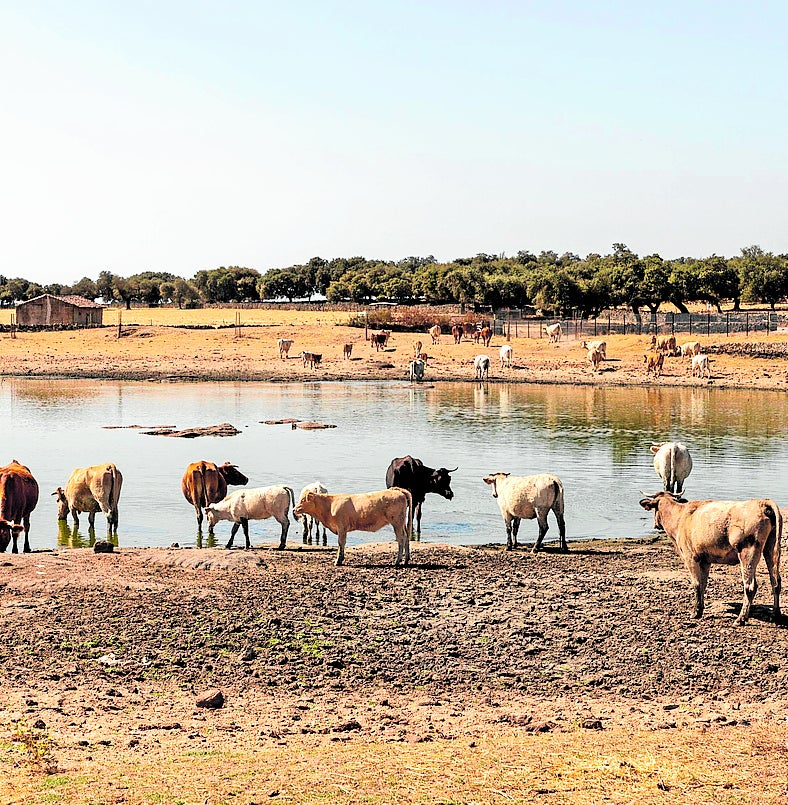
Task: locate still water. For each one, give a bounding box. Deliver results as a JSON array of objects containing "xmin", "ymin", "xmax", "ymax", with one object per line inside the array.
[{"xmin": 3, "ymin": 378, "xmax": 787, "ymax": 550}]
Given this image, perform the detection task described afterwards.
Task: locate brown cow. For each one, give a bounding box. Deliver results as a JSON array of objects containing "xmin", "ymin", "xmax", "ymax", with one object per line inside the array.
[
  {"xmin": 277, "ymin": 338, "xmax": 294, "ymax": 360},
  {"xmin": 301, "ymin": 351, "xmax": 323, "ymax": 368},
  {"xmin": 54, "ymin": 463, "xmax": 123, "ymax": 534},
  {"xmin": 293, "ymin": 488, "xmax": 413, "ymax": 567},
  {"xmin": 370, "ymin": 331, "xmax": 390, "ymax": 351},
  {"xmin": 412, "ymin": 340, "xmax": 423, "ymax": 357},
  {"xmin": 644, "ymin": 351, "xmax": 664, "ymax": 377},
  {"xmin": 451, "ymin": 324, "xmax": 462, "ymax": 344},
  {"xmin": 463, "ymin": 322, "xmax": 478, "ymax": 340},
  {"xmin": 181, "ymin": 461, "xmax": 248, "ymax": 533},
  {"xmin": 343, "ymin": 343, "xmax": 353, "ymax": 359},
  {"xmin": 479, "ymin": 326, "xmax": 492, "ymax": 347},
  {"xmin": 428, "ymin": 324, "xmax": 441, "ymax": 345},
  {"xmin": 651, "ymin": 334, "xmax": 677, "ymax": 355},
  {"xmin": 0, "ymin": 460, "xmax": 39, "ymax": 553},
  {"xmin": 639, "ymin": 492, "xmax": 782, "ymax": 625}
]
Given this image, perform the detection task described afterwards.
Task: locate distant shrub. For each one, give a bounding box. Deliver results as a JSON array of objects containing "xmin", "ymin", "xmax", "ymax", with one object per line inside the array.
[{"xmin": 347, "ymin": 307, "xmax": 482, "ymax": 332}]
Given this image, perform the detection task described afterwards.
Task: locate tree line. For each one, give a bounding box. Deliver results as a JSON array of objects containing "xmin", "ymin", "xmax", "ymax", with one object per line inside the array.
[{"xmin": 3, "ymin": 244, "xmax": 788, "ymax": 315}]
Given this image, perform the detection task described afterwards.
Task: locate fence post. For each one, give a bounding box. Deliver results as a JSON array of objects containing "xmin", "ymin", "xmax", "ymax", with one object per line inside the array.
[
  {"xmin": 726, "ymin": 312, "xmax": 729, "ymax": 337},
  {"xmin": 594, "ymin": 317, "xmax": 597, "ymax": 336},
  {"xmin": 671, "ymin": 313, "xmax": 675, "ymax": 336},
  {"xmin": 746, "ymin": 312, "xmax": 749, "ymax": 337},
  {"xmin": 689, "ymin": 314, "xmax": 692, "ymax": 336},
  {"xmin": 707, "ymin": 313, "xmax": 710, "ymax": 337},
  {"xmin": 607, "ymin": 312, "xmax": 611, "ymax": 335}
]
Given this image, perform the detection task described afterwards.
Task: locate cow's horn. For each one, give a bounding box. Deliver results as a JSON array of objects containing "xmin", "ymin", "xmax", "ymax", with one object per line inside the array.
[{"xmin": 446, "ymin": 467, "xmax": 458, "ymax": 473}]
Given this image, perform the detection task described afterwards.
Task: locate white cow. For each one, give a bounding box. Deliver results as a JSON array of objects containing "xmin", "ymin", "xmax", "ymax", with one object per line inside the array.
[
  {"xmin": 691, "ymin": 354, "xmax": 711, "ymax": 378},
  {"xmin": 205, "ymin": 485, "xmax": 295, "ymax": 550},
  {"xmin": 277, "ymin": 338, "xmax": 294, "ymax": 360},
  {"xmin": 499, "ymin": 344, "xmax": 513, "ymax": 368},
  {"xmin": 680, "ymin": 341, "xmax": 701, "ymax": 358},
  {"xmin": 298, "ymin": 481, "xmax": 328, "ymax": 545},
  {"xmin": 483, "ymin": 472, "xmax": 568, "ymax": 552},
  {"xmin": 474, "ymin": 354, "xmax": 490, "ymax": 380},
  {"xmin": 409, "ymin": 359, "xmax": 426, "ymax": 382},
  {"xmin": 580, "ymin": 340, "xmax": 607, "ymax": 359},
  {"xmin": 650, "ymin": 442, "xmax": 692, "ymax": 494},
  {"xmin": 545, "ymin": 322, "xmax": 562, "ymax": 343}
]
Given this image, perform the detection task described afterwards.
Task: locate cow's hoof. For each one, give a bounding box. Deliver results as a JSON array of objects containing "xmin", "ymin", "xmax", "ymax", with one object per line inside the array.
[
  {"xmin": 277, "ymin": 544, "xmax": 286, "ymax": 551},
  {"xmin": 505, "ymin": 544, "xmax": 513, "ymax": 551}
]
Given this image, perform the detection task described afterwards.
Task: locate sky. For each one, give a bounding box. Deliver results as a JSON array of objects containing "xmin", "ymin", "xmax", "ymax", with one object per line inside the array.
[{"xmin": 1, "ymin": 1, "xmax": 787, "ymax": 285}]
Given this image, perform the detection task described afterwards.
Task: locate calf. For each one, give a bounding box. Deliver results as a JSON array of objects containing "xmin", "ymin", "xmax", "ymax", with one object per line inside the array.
[
  {"xmin": 480, "ymin": 326, "xmax": 493, "ymax": 347},
  {"xmin": 298, "ymin": 481, "xmax": 328, "ymax": 545},
  {"xmin": 409, "ymin": 359, "xmax": 425, "ymax": 382},
  {"xmin": 580, "ymin": 340, "xmax": 607, "ymax": 359},
  {"xmin": 474, "ymin": 354, "xmax": 490, "ymax": 380},
  {"xmin": 644, "ymin": 351, "xmax": 664, "ymax": 377},
  {"xmin": 483, "ymin": 472, "xmax": 568, "ymax": 552},
  {"xmin": 651, "ymin": 442, "xmax": 692, "ymax": 494},
  {"xmin": 692, "ymin": 354, "xmax": 711, "ymax": 378},
  {"xmin": 54, "ymin": 462, "xmax": 123, "ymax": 534},
  {"xmin": 413, "ymin": 340, "xmax": 423, "ymax": 357},
  {"xmin": 451, "ymin": 324, "xmax": 462, "ymax": 344},
  {"xmin": 499, "ymin": 344, "xmax": 513, "ymax": 368},
  {"xmin": 293, "ymin": 488, "xmax": 413, "ymax": 566},
  {"xmin": 206, "ymin": 485, "xmax": 296, "ymax": 550},
  {"xmin": 301, "ymin": 351, "xmax": 323, "ymax": 369},
  {"xmin": 587, "ymin": 346, "xmax": 603, "ymax": 373},
  {"xmin": 277, "ymin": 338, "xmax": 294, "ymax": 360},
  {"xmin": 639, "ymin": 492, "xmax": 782, "ymax": 625},
  {"xmin": 0, "ymin": 460, "xmax": 39, "ymax": 554},
  {"xmin": 343, "ymin": 343, "xmax": 353, "ymax": 359},
  {"xmin": 544, "ymin": 322, "xmax": 562, "ymax": 343},
  {"xmin": 428, "ymin": 324, "xmax": 441, "ymax": 344}
]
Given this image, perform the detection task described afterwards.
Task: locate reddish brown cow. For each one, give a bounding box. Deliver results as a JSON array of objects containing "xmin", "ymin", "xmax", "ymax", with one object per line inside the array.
[
  {"xmin": 181, "ymin": 461, "xmax": 248, "ymax": 533},
  {"xmin": 0, "ymin": 460, "xmax": 39, "ymax": 553},
  {"xmin": 480, "ymin": 326, "xmax": 492, "ymax": 347},
  {"xmin": 644, "ymin": 352, "xmax": 664, "ymax": 377},
  {"xmin": 451, "ymin": 324, "xmax": 462, "ymax": 344},
  {"xmin": 462, "ymin": 322, "xmax": 478, "ymax": 340}
]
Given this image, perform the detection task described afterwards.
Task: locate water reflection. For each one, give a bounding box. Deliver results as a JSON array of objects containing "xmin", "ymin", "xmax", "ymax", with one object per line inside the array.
[{"xmin": 56, "ymin": 520, "xmax": 118, "ymax": 548}]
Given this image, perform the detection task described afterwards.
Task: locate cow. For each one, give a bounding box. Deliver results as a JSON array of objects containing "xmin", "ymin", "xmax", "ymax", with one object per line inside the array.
[
  {"xmin": 471, "ymin": 328, "xmax": 482, "ymax": 344},
  {"xmin": 651, "ymin": 334, "xmax": 677, "ymax": 355},
  {"xmin": 644, "ymin": 351, "xmax": 664, "ymax": 377},
  {"xmin": 0, "ymin": 460, "xmax": 39, "ymax": 554},
  {"xmin": 343, "ymin": 343, "xmax": 353, "ymax": 359},
  {"xmin": 298, "ymin": 481, "xmax": 328, "ymax": 545},
  {"xmin": 53, "ymin": 463, "xmax": 123, "ymax": 534},
  {"xmin": 587, "ymin": 346, "xmax": 603, "ymax": 373},
  {"xmin": 580, "ymin": 340, "xmax": 607, "ymax": 360},
  {"xmin": 428, "ymin": 324, "xmax": 441, "ymax": 345},
  {"xmin": 651, "ymin": 442, "xmax": 692, "ymax": 494},
  {"xmin": 277, "ymin": 338, "xmax": 294, "ymax": 360},
  {"xmin": 181, "ymin": 461, "xmax": 249, "ymax": 533},
  {"xmin": 409, "ymin": 359, "xmax": 425, "ymax": 382},
  {"xmin": 301, "ymin": 351, "xmax": 323, "ymax": 369},
  {"xmin": 544, "ymin": 322, "xmax": 562, "ymax": 343},
  {"xmin": 413, "ymin": 340, "xmax": 423, "ymax": 357},
  {"xmin": 480, "ymin": 326, "xmax": 493, "ymax": 347},
  {"xmin": 370, "ymin": 331, "xmax": 390, "ymax": 351},
  {"xmin": 692, "ymin": 354, "xmax": 711, "ymax": 378},
  {"xmin": 205, "ymin": 485, "xmax": 296, "ymax": 550},
  {"xmin": 499, "ymin": 344, "xmax": 513, "ymax": 368},
  {"xmin": 474, "ymin": 354, "xmax": 491, "ymax": 381},
  {"xmin": 463, "ymin": 322, "xmax": 478, "ymax": 340},
  {"xmin": 385, "ymin": 455, "xmax": 456, "ymax": 535},
  {"xmin": 639, "ymin": 492, "xmax": 782, "ymax": 625},
  {"xmin": 417, "ymin": 352, "xmax": 429, "ymax": 363},
  {"xmin": 483, "ymin": 472, "xmax": 568, "ymax": 552},
  {"xmin": 451, "ymin": 324, "xmax": 462, "ymax": 344},
  {"xmin": 293, "ymin": 488, "xmax": 413, "ymax": 567},
  {"xmin": 680, "ymin": 340, "xmax": 701, "ymax": 358}
]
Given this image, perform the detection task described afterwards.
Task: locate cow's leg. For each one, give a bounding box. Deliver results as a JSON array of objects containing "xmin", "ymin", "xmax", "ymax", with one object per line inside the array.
[
  {"xmin": 554, "ymin": 508, "xmax": 568, "ymax": 552},
  {"xmin": 11, "ymin": 531, "xmax": 18, "ymax": 554},
  {"xmin": 276, "ymin": 514, "xmax": 289, "ymax": 550},
  {"xmin": 504, "ymin": 513, "xmax": 514, "ymax": 550},
  {"xmin": 321, "ymin": 522, "xmax": 327, "ymax": 546},
  {"xmin": 736, "ymin": 543, "xmax": 763, "ymax": 626},
  {"xmin": 688, "ymin": 557, "xmax": 710, "ymax": 619},
  {"xmin": 335, "ymin": 531, "xmax": 347, "ymax": 566},
  {"xmin": 194, "ymin": 503, "xmax": 204, "ymax": 531},
  {"xmin": 301, "ymin": 515, "xmax": 309, "ymax": 544},
  {"xmin": 394, "ymin": 521, "xmax": 410, "ymax": 567},
  {"xmin": 414, "ymin": 501, "xmax": 422, "ymax": 537},
  {"xmin": 762, "ymin": 528, "xmax": 782, "ymax": 622},
  {"xmin": 510, "ymin": 517, "xmax": 521, "ymax": 549},
  {"xmin": 71, "ymin": 508, "xmax": 80, "ymax": 529},
  {"xmin": 533, "ymin": 510, "xmax": 549, "ymax": 552},
  {"xmin": 226, "ymin": 521, "xmax": 241, "ymax": 549},
  {"xmin": 112, "ymin": 508, "xmax": 119, "ymax": 535},
  {"xmin": 241, "ymin": 517, "xmax": 251, "ymax": 550},
  {"xmin": 88, "ymin": 511, "xmax": 96, "ymax": 530}
]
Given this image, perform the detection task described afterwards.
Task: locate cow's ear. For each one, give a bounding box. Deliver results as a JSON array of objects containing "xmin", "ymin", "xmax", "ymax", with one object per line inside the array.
[
  {"xmin": 639, "ymin": 498, "xmax": 656, "ymax": 510},
  {"xmin": 650, "ymin": 445, "xmax": 660, "ymax": 453},
  {"xmin": 483, "ymin": 476, "xmax": 495, "ymax": 485}
]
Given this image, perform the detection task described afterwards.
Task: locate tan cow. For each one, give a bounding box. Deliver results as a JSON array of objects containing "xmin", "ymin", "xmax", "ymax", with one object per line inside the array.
[
  {"xmin": 680, "ymin": 340, "xmax": 701, "ymax": 358},
  {"xmin": 587, "ymin": 347, "xmax": 603, "ymax": 373},
  {"xmin": 277, "ymin": 338, "xmax": 294, "ymax": 360},
  {"xmin": 544, "ymin": 322, "xmax": 562, "ymax": 343},
  {"xmin": 413, "ymin": 340, "xmax": 423, "ymax": 357},
  {"xmin": 428, "ymin": 324, "xmax": 441, "ymax": 345},
  {"xmin": 639, "ymin": 492, "xmax": 782, "ymax": 625},
  {"xmin": 691, "ymin": 354, "xmax": 711, "ymax": 378},
  {"xmin": 343, "ymin": 343, "xmax": 353, "ymax": 359},
  {"xmin": 54, "ymin": 463, "xmax": 123, "ymax": 534},
  {"xmin": 644, "ymin": 352, "xmax": 664, "ymax": 377},
  {"xmin": 580, "ymin": 340, "xmax": 607, "ymax": 359},
  {"xmin": 651, "ymin": 334, "xmax": 677, "ymax": 355},
  {"xmin": 451, "ymin": 324, "xmax": 462, "ymax": 344},
  {"xmin": 293, "ymin": 488, "xmax": 413, "ymax": 566}
]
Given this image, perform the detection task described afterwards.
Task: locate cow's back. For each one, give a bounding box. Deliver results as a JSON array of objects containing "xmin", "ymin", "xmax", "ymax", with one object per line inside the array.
[
  {"xmin": 182, "ymin": 461, "xmax": 224, "ymax": 507},
  {"xmin": 501, "ymin": 474, "xmax": 561, "ymax": 516},
  {"xmin": 0, "ymin": 461, "xmax": 39, "ymax": 522},
  {"xmin": 386, "ymin": 456, "xmax": 422, "ymax": 495},
  {"xmin": 84, "ymin": 463, "xmax": 123, "ymax": 511}
]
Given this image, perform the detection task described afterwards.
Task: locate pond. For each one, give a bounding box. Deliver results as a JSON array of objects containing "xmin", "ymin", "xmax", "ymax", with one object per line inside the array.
[{"xmin": 3, "ymin": 378, "xmax": 787, "ymax": 551}]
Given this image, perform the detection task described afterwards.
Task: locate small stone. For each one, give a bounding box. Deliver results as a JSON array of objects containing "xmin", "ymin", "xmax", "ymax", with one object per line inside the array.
[
  {"xmin": 239, "ymin": 646, "xmax": 257, "ymax": 663},
  {"xmin": 196, "ymin": 688, "xmax": 224, "ymax": 709},
  {"xmin": 94, "ymin": 541, "xmax": 114, "ymax": 553},
  {"xmin": 580, "ymin": 718, "xmax": 603, "ymax": 730},
  {"xmin": 32, "ymin": 719, "xmax": 46, "ymax": 729}
]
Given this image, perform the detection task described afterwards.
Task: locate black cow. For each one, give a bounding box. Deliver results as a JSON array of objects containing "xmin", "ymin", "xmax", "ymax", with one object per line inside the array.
[{"xmin": 385, "ymin": 455, "xmax": 456, "ymax": 535}]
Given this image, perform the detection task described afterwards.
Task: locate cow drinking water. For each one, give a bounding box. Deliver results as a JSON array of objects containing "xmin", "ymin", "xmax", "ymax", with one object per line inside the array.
[{"xmin": 54, "ymin": 463, "xmax": 123, "ymax": 534}]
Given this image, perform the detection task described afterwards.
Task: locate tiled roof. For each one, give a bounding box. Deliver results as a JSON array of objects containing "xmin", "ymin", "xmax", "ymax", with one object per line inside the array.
[{"xmin": 16, "ymin": 293, "xmax": 104, "ymax": 308}]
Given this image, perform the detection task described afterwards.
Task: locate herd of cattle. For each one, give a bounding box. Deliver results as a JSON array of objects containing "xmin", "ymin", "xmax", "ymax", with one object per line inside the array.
[{"xmin": 0, "ymin": 441, "xmax": 783, "ymax": 625}]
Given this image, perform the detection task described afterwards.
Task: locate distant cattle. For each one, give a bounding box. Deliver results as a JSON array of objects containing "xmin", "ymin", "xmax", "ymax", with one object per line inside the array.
[
  {"xmin": 544, "ymin": 323, "xmax": 562, "ymax": 343},
  {"xmin": 651, "ymin": 334, "xmax": 678, "ymax": 355},
  {"xmin": 474, "ymin": 354, "xmax": 490, "ymax": 380},
  {"xmin": 580, "ymin": 340, "xmax": 607, "ymax": 359},
  {"xmin": 301, "ymin": 351, "xmax": 323, "ymax": 369},
  {"xmin": 205, "ymin": 485, "xmax": 295, "ymax": 550},
  {"xmin": 409, "ymin": 359, "xmax": 426, "ymax": 382},
  {"xmin": 293, "ymin": 488, "xmax": 413, "ymax": 566},
  {"xmin": 463, "ymin": 322, "xmax": 479, "ymax": 340},
  {"xmin": 587, "ymin": 346, "xmax": 603, "ymax": 373},
  {"xmin": 452, "ymin": 325, "xmax": 462, "ymax": 344},
  {"xmin": 277, "ymin": 338, "xmax": 294, "ymax": 360},
  {"xmin": 181, "ymin": 461, "xmax": 248, "ymax": 533},
  {"xmin": 483, "ymin": 472, "xmax": 568, "ymax": 552},
  {"xmin": 644, "ymin": 351, "xmax": 664, "ymax": 377},
  {"xmin": 472, "ymin": 328, "xmax": 482, "ymax": 344},
  {"xmin": 54, "ymin": 463, "xmax": 123, "ymax": 534},
  {"xmin": 413, "ymin": 340, "xmax": 423, "ymax": 357},
  {"xmin": 343, "ymin": 343, "xmax": 353, "ymax": 360},
  {"xmin": 0, "ymin": 460, "xmax": 39, "ymax": 554},
  {"xmin": 370, "ymin": 331, "xmax": 391, "ymax": 351},
  {"xmin": 386, "ymin": 455, "xmax": 456, "ymax": 535},
  {"xmin": 651, "ymin": 442, "xmax": 692, "ymax": 495},
  {"xmin": 298, "ymin": 481, "xmax": 328, "ymax": 545},
  {"xmin": 639, "ymin": 492, "xmax": 782, "ymax": 625},
  {"xmin": 417, "ymin": 352, "xmax": 429, "ymax": 362},
  {"xmin": 428, "ymin": 324, "xmax": 441, "ymax": 344},
  {"xmin": 499, "ymin": 344, "xmax": 513, "ymax": 368},
  {"xmin": 479, "ymin": 326, "xmax": 493, "ymax": 347},
  {"xmin": 680, "ymin": 340, "xmax": 701, "ymax": 358},
  {"xmin": 691, "ymin": 354, "xmax": 711, "ymax": 378}
]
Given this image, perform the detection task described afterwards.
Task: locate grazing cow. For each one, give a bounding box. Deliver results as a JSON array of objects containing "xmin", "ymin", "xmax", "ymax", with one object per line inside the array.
[
  {"xmin": 580, "ymin": 340, "xmax": 607, "ymax": 359},
  {"xmin": 544, "ymin": 322, "xmax": 562, "ymax": 343},
  {"xmin": 639, "ymin": 492, "xmax": 782, "ymax": 625},
  {"xmin": 483, "ymin": 472, "xmax": 568, "ymax": 552},
  {"xmin": 651, "ymin": 334, "xmax": 678, "ymax": 355},
  {"xmin": 480, "ymin": 326, "xmax": 493, "ymax": 347},
  {"xmin": 343, "ymin": 343, "xmax": 353, "ymax": 359},
  {"xmin": 463, "ymin": 322, "xmax": 478, "ymax": 340},
  {"xmin": 451, "ymin": 324, "xmax": 462, "ymax": 344},
  {"xmin": 293, "ymin": 488, "xmax": 413, "ymax": 566},
  {"xmin": 691, "ymin": 354, "xmax": 711, "ymax": 378},
  {"xmin": 651, "ymin": 442, "xmax": 692, "ymax": 494},
  {"xmin": 644, "ymin": 351, "xmax": 664, "ymax": 377},
  {"xmin": 301, "ymin": 351, "xmax": 323, "ymax": 368},
  {"xmin": 277, "ymin": 338, "xmax": 294, "ymax": 360},
  {"xmin": 298, "ymin": 481, "xmax": 328, "ymax": 545},
  {"xmin": 385, "ymin": 455, "xmax": 456, "ymax": 535},
  {"xmin": 474, "ymin": 354, "xmax": 490, "ymax": 380},
  {"xmin": 0, "ymin": 460, "xmax": 39, "ymax": 554},
  {"xmin": 54, "ymin": 463, "xmax": 123, "ymax": 534},
  {"xmin": 181, "ymin": 461, "xmax": 248, "ymax": 533},
  {"xmin": 409, "ymin": 359, "xmax": 426, "ymax": 382},
  {"xmin": 370, "ymin": 331, "xmax": 390, "ymax": 351},
  {"xmin": 472, "ymin": 328, "xmax": 482, "ymax": 344},
  {"xmin": 680, "ymin": 340, "xmax": 701, "ymax": 358},
  {"xmin": 587, "ymin": 346, "xmax": 603, "ymax": 373},
  {"xmin": 428, "ymin": 324, "xmax": 441, "ymax": 345},
  {"xmin": 205, "ymin": 485, "xmax": 295, "ymax": 550},
  {"xmin": 500, "ymin": 344, "xmax": 513, "ymax": 368},
  {"xmin": 413, "ymin": 340, "xmax": 423, "ymax": 357}
]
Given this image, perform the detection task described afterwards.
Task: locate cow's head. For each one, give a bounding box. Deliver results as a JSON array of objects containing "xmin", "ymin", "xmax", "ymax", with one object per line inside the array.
[
  {"xmin": 483, "ymin": 472, "xmax": 510, "ymax": 498},
  {"xmin": 429, "ymin": 467, "xmax": 456, "ymax": 500},
  {"xmin": 218, "ymin": 463, "xmax": 248, "ymax": 487},
  {"xmin": 204, "ymin": 504, "xmax": 219, "ymax": 528},
  {"xmin": 52, "ymin": 487, "xmax": 69, "ymax": 520},
  {"xmin": 293, "ymin": 491, "xmax": 314, "ymax": 518},
  {"xmin": 639, "ymin": 491, "xmax": 686, "ymax": 529},
  {"xmin": 0, "ymin": 519, "xmax": 24, "ymax": 553}
]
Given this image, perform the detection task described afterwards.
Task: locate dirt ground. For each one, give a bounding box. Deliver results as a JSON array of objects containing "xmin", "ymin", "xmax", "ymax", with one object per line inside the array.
[
  {"xmin": 3, "ymin": 539, "xmax": 788, "ymax": 803},
  {"xmin": 1, "ymin": 308, "xmax": 788, "ymax": 389}
]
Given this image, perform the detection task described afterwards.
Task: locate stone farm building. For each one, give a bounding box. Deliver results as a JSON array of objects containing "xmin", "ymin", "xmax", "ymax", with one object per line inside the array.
[{"xmin": 15, "ymin": 294, "xmax": 104, "ymax": 327}]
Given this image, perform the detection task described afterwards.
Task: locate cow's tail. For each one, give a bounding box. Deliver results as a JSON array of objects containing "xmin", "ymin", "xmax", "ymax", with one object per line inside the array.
[
  {"xmin": 669, "ymin": 445, "xmax": 676, "ymax": 493},
  {"xmin": 552, "ymin": 478, "xmax": 565, "ymax": 517},
  {"xmin": 763, "ymin": 499, "xmax": 783, "ymax": 560},
  {"xmin": 107, "ymin": 465, "xmax": 116, "ymax": 517},
  {"xmin": 197, "ymin": 461, "xmax": 208, "ymax": 510},
  {"xmin": 284, "ymin": 486, "xmax": 297, "ymax": 522},
  {"xmin": 403, "ymin": 487, "xmax": 413, "ymax": 541}
]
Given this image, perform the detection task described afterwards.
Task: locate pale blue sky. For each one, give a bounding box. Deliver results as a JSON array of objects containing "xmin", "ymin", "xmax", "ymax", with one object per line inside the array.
[{"xmin": 1, "ymin": 1, "xmax": 786, "ymax": 284}]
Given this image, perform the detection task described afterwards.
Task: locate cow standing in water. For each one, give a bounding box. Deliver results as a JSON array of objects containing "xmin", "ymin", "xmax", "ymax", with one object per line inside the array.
[
  {"xmin": 0, "ymin": 460, "xmax": 39, "ymax": 553},
  {"xmin": 54, "ymin": 463, "xmax": 123, "ymax": 534},
  {"xmin": 385, "ymin": 455, "xmax": 456, "ymax": 535},
  {"xmin": 181, "ymin": 461, "xmax": 248, "ymax": 533}
]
